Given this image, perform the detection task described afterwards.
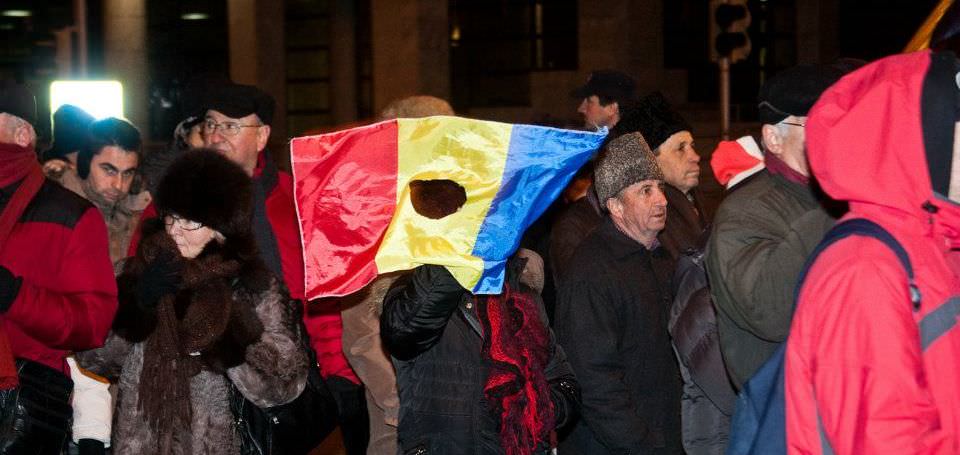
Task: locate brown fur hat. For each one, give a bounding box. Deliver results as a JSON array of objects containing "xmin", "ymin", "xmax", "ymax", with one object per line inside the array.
[
  {"xmin": 594, "ymin": 132, "xmax": 664, "ymax": 204},
  {"xmin": 155, "ymin": 149, "xmax": 252, "ymax": 241}
]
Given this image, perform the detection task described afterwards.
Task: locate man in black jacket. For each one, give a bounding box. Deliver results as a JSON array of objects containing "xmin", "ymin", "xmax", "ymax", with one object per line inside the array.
[
  {"xmin": 555, "ymin": 132, "xmax": 682, "ymax": 454},
  {"xmin": 381, "ymin": 253, "xmax": 580, "ymax": 455}
]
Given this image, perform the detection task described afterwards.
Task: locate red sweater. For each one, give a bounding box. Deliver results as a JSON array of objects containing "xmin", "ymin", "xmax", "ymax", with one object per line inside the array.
[{"xmin": 0, "ymin": 179, "xmax": 117, "ymax": 373}]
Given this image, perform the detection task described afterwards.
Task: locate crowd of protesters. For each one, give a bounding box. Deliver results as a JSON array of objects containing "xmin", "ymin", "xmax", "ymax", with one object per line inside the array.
[{"xmin": 2, "ymin": 44, "xmax": 960, "ymax": 455}]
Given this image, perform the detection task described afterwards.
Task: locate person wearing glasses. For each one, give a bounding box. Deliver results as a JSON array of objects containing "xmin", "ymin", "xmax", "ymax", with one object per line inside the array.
[
  {"xmin": 76, "ymin": 149, "xmax": 308, "ymax": 454},
  {"xmin": 200, "ymin": 83, "xmax": 367, "ymax": 453},
  {"xmin": 705, "ymin": 64, "xmax": 851, "ymax": 391}
]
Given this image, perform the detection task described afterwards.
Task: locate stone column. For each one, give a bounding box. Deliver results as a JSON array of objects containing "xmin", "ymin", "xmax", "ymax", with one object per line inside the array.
[
  {"xmin": 227, "ymin": 0, "xmax": 287, "ymax": 142},
  {"xmin": 370, "ymin": 0, "xmax": 449, "ymax": 113},
  {"xmin": 330, "ymin": 0, "xmax": 358, "ymax": 123},
  {"xmin": 102, "ymin": 0, "xmax": 148, "ymax": 128}
]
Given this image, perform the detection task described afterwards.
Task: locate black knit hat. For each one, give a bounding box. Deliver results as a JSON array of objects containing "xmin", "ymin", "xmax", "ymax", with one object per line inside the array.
[
  {"xmin": 44, "ymin": 104, "xmax": 95, "ymax": 162},
  {"xmin": 201, "ymin": 83, "xmax": 275, "ymax": 126},
  {"xmin": 0, "ymin": 79, "xmax": 36, "ymax": 126},
  {"xmin": 631, "ymin": 91, "xmax": 692, "ymax": 151},
  {"xmin": 156, "ymin": 149, "xmax": 252, "ymax": 240},
  {"xmin": 758, "ymin": 64, "xmax": 846, "ymax": 125},
  {"xmin": 570, "ymin": 70, "xmax": 638, "ymax": 105},
  {"xmin": 594, "ymin": 132, "xmax": 664, "ymax": 204}
]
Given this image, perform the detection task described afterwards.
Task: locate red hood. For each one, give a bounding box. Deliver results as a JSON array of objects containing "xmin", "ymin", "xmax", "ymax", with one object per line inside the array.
[{"xmin": 807, "ymin": 50, "xmax": 960, "ymax": 240}]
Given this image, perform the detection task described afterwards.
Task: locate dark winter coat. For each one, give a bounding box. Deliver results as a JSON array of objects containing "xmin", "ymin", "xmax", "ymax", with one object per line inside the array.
[
  {"xmin": 76, "ymin": 223, "xmax": 308, "ymax": 454},
  {"xmin": 380, "ymin": 258, "xmax": 580, "ymax": 455},
  {"xmin": 704, "ymin": 169, "xmax": 835, "ymax": 389},
  {"xmin": 554, "ymin": 217, "xmax": 682, "ymax": 454},
  {"xmin": 660, "ymin": 185, "xmax": 711, "ymax": 260},
  {"xmin": 549, "ymin": 188, "xmax": 602, "ymax": 285},
  {"xmin": 669, "ymin": 250, "xmax": 736, "ymax": 454}
]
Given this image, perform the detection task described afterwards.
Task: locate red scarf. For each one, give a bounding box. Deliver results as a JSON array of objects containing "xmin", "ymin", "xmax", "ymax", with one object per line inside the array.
[
  {"xmin": 764, "ymin": 150, "xmax": 810, "ymax": 185},
  {"xmin": 0, "ymin": 142, "xmax": 44, "ymax": 389},
  {"xmin": 477, "ymin": 283, "xmax": 555, "ymax": 455}
]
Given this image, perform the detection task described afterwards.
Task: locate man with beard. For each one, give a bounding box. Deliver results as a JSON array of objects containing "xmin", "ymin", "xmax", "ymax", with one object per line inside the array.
[{"xmin": 51, "ymin": 117, "xmax": 148, "ymax": 265}]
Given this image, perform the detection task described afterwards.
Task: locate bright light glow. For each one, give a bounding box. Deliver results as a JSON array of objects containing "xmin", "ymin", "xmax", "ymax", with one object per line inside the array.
[
  {"xmin": 50, "ymin": 81, "xmax": 124, "ymax": 120},
  {"xmin": 1, "ymin": 10, "xmax": 31, "ymax": 17},
  {"xmin": 181, "ymin": 12, "xmax": 209, "ymax": 20}
]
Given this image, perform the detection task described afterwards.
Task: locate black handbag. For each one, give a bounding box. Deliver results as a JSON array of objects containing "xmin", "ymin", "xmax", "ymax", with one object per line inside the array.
[
  {"xmin": 231, "ymin": 309, "xmax": 339, "ymax": 455},
  {"xmin": 0, "ymin": 358, "xmax": 74, "ymax": 455}
]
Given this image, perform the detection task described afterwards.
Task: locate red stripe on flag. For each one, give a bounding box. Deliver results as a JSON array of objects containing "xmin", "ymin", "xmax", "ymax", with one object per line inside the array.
[{"xmin": 292, "ymin": 120, "xmax": 399, "ymax": 298}]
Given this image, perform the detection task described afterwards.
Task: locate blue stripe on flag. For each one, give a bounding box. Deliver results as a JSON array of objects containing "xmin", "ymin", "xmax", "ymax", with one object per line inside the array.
[{"xmin": 470, "ymin": 124, "xmax": 605, "ymax": 291}]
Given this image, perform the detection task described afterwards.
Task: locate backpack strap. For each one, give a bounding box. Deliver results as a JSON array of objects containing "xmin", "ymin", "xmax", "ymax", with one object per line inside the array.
[{"xmin": 794, "ymin": 218, "xmax": 921, "ymax": 313}]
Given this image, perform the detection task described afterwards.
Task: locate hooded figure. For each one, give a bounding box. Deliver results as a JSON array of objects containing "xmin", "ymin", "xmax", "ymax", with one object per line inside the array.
[
  {"xmin": 76, "ymin": 150, "xmax": 308, "ymax": 455},
  {"xmin": 785, "ymin": 51, "xmax": 960, "ymax": 453}
]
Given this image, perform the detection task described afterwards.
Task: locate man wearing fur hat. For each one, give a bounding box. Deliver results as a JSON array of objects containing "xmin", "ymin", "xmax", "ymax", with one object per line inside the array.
[
  {"xmin": 705, "ymin": 64, "xmax": 847, "ymax": 390},
  {"xmin": 0, "ymin": 81, "xmax": 117, "ymax": 452},
  {"xmin": 617, "ymin": 91, "xmax": 710, "ymax": 260},
  {"xmin": 555, "ymin": 132, "xmax": 682, "ymax": 454}
]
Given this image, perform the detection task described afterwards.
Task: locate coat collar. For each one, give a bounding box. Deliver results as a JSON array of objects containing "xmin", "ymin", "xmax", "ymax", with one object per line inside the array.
[{"xmin": 597, "ymin": 216, "xmax": 662, "ymax": 259}]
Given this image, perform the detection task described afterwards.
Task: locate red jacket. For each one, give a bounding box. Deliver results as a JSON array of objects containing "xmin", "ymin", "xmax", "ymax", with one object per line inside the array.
[
  {"xmin": 130, "ymin": 153, "xmax": 359, "ymax": 383},
  {"xmin": 786, "ymin": 51, "xmax": 960, "ymax": 454},
  {"xmin": 0, "ymin": 179, "xmax": 117, "ymax": 373}
]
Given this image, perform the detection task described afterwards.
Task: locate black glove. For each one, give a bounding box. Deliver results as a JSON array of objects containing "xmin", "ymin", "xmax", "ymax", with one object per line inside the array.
[
  {"xmin": 0, "ymin": 265, "xmax": 22, "ymax": 313},
  {"xmin": 409, "ymin": 264, "xmax": 465, "ymax": 302},
  {"xmin": 137, "ymin": 250, "xmax": 183, "ymax": 309},
  {"xmin": 77, "ymin": 438, "xmax": 106, "ymax": 455}
]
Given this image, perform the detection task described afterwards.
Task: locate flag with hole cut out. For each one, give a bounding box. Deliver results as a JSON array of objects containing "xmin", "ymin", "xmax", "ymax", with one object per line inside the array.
[{"xmin": 291, "ymin": 116, "xmax": 606, "ymax": 299}]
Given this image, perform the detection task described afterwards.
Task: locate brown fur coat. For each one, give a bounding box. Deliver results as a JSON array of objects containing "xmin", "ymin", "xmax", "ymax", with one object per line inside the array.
[{"xmin": 76, "ymin": 223, "xmax": 308, "ymax": 454}]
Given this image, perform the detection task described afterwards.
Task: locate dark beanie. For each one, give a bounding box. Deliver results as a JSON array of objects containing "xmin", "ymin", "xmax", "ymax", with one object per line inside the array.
[
  {"xmin": 156, "ymin": 149, "xmax": 252, "ymax": 240},
  {"xmin": 630, "ymin": 92, "xmax": 692, "ymax": 151},
  {"xmin": 594, "ymin": 132, "xmax": 664, "ymax": 204},
  {"xmin": 757, "ymin": 64, "xmax": 846, "ymax": 125},
  {"xmin": 44, "ymin": 104, "xmax": 95, "ymax": 162},
  {"xmin": 201, "ymin": 83, "xmax": 275, "ymax": 126},
  {"xmin": 0, "ymin": 79, "xmax": 36, "ymax": 126}
]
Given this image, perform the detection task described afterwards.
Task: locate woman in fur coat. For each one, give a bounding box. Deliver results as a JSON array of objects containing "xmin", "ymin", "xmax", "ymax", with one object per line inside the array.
[{"xmin": 77, "ymin": 149, "xmax": 308, "ymax": 454}]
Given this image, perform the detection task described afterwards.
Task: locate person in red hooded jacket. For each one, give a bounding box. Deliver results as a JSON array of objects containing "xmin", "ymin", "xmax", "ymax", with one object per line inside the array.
[{"xmin": 785, "ymin": 50, "xmax": 960, "ymax": 454}]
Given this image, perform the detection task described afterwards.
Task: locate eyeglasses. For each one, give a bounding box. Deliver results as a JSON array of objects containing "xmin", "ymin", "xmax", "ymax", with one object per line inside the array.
[
  {"xmin": 164, "ymin": 214, "xmax": 204, "ymax": 231},
  {"xmin": 202, "ymin": 119, "xmax": 263, "ymax": 137},
  {"xmin": 781, "ymin": 121, "xmax": 805, "ymax": 128}
]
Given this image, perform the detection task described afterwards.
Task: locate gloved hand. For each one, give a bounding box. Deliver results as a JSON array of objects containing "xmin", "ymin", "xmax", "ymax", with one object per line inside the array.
[
  {"xmin": 137, "ymin": 250, "xmax": 182, "ymax": 309},
  {"xmin": 77, "ymin": 438, "xmax": 106, "ymax": 455},
  {"xmin": 409, "ymin": 264, "xmax": 465, "ymax": 303},
  {"xmin": 0, "ymin": 265, "xmax": 22, "ymax": 313}
]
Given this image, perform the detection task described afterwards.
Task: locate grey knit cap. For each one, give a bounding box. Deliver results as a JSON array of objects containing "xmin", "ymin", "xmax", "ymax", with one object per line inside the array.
[{"xmin": 594, "ymin": 132, "xmax": 664, "ymax": 204}]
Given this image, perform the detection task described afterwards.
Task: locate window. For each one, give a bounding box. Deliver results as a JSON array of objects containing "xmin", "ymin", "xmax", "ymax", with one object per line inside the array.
[{"xmin": 450, "ymin": 0, "xmax": 577, "ymax": 108}]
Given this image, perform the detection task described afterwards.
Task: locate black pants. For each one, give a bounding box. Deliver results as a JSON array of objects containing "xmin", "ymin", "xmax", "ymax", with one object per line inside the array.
[{"xmin": 327, "ymin": 375, "xmax": 370, "ymax": 455}]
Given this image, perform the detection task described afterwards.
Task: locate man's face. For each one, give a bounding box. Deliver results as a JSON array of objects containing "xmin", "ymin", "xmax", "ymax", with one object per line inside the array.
[
  {"xmin": 655, "ymin": 131, "xmax": 700, "ymax": 194},
  {"xmin": 202, "ymin": 110, "xmax": 270, "ymax": 176},
  {"xmin": 577, "ymin": 96, "xmax": 619, "ymax": 130},
  {"xmin": 87, "ymin": 145, "xmax": 138, "ymax": 203},
  {"xmin": 762, "ymin": 116, "xmax": 808, "ymax": 176},
  {"xmin": 607, "ymin": 179, "xmax": 668, "ymax": 248}
]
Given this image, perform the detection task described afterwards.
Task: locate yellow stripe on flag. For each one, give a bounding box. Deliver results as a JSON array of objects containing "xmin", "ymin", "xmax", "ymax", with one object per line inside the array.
[{"xmin": 374, "ymin": 116, "xmax": 513, "ymax": 289}]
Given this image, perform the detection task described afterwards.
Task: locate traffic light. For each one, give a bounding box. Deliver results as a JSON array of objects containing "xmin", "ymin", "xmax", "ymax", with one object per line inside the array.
[{"xmin": 710, "ymin": 0, "xmax": 752, "ymax": 63}]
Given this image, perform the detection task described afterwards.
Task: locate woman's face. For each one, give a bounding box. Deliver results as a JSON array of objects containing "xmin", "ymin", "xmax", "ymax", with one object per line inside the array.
[{"xmin": 164, "ymin": 214, "xmax": 221, "ymax": 258}]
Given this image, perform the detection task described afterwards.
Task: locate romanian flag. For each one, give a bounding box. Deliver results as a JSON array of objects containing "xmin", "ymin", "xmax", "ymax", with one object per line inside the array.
[{"xmin": 291, "ymin": 116, "xmax": 606, "ymax": 299}]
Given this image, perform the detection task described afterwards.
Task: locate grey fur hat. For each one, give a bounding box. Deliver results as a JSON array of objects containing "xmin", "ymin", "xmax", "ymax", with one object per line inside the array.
[{"xmin": 594, "ymin": 132, "xmax": 664, "ymax": 204}]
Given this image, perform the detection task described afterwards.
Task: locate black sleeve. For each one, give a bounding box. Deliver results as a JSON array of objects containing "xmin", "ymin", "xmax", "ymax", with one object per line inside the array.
[
  {"xmin": 545, "ymin": 329, "xmax": 581, "ymax": 430},
  {"xmin": 380, "ymin": 265, "xmax": 465, "ymax": 360}
]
